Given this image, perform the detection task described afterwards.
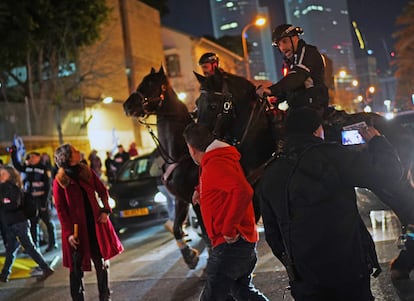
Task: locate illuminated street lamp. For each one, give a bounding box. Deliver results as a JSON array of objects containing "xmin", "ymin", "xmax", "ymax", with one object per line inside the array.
[
  {"xmin": 241, "ymin": 17, "xmax": 266, "ymax": 80},
  {"xmin": 102, "ymin": 96, "xmax": 113, "ymax": 104},
  {"xmin": 365, "ymin": 85, "xmax": 375, "ymax": 103}
]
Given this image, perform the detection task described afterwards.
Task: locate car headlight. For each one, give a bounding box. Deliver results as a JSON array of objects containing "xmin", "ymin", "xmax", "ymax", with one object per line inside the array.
[
  {"xmin": 108, "ymin": 197, "xmax": 117, "ymax": 209},
  {"xmin": 154, "ymin": 191, "xmax": 167, "ymax": 204}
]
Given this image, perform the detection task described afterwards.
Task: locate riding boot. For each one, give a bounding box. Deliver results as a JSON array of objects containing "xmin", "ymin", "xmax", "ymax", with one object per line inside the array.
[
  {"xmin": 180, "ymin": 245, "xmax": 199, "ymax": 269},
  {"xmin": 70, "ymin": 271, "xmax": 85, "ymax": 301},
  {"xmin": 95, "ymin": 259, "xmax": 111, "ymax": 301}
]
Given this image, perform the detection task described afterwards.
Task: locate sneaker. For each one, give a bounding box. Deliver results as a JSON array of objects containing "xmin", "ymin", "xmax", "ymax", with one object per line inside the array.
[{"xmin": 37, "ymin": 268, "xmax": 54, "ymax": 281}]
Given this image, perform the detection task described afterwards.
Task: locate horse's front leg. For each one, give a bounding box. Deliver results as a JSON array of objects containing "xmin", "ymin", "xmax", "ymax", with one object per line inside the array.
[
  {"xmin": 173, "ymin": 196, "xmax": 200, "ymax": 269},
  {"xmin": 173, "ymin": 196, "xmax": 189, "ymax": 242}
]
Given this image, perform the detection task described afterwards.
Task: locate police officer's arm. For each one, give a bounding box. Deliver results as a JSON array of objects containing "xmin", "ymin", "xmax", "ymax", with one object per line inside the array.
[
  {"xmin": 267, "ymin": 45, "xmax": 326, "ymax": 98},
  {"xmin": 10, "ymin": 148, "xmax": 26, "ymax": 172},
  {"xmin": 267, "ymin": 65, "xmax": 310, "ymax": 97}
]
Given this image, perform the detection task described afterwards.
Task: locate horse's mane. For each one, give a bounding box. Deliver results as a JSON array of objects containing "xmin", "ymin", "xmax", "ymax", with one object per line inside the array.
[{"xmin": 199, "ymin": 70, "xmax": 257, "ymax": 104}]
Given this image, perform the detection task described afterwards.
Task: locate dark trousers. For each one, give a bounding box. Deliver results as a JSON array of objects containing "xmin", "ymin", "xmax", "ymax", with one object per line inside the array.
[
  {"xmin": 200, "ymin": 239, "xmax": 268, "ymax": 301},
  {"xmin": 290, "ymin": 275, "xmax": 374, "ymax": 301},
  {"xmin": 70, "ymin": 248, "xmax": 111, "ymax": 301},
  {"xmin": 1, "ymin": 221, "xmax": 50, "ymax": 279},
  {"xmin": 30, "ymin": 206, "xmax": 56, "ymax": 248}
]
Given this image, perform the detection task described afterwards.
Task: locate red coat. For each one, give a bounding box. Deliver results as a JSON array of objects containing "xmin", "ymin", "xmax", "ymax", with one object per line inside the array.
[
  {"xmin": 53, "ymin": 164, "xmax": 123, "ymax": 271},
  {"xmin": 200, "ymin": 140, "xmax": 258, "ymax": 247}
]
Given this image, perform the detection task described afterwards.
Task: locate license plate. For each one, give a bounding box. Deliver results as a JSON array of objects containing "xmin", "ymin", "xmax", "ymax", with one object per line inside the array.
[{"xmin": 120, "ymin": 207, "xmax": 149, "ymax": 217}]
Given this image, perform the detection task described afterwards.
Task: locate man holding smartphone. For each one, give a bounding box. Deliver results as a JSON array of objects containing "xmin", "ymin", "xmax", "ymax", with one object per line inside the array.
[{"xmin": 258, "ymin": 107, "xmax": 402, "ymax": 301}]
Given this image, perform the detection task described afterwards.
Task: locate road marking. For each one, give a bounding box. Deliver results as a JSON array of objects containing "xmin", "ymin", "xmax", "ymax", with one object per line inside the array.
[{"xmin": 132, "ymin": 240, "xmax": 178, "ymax": 262}]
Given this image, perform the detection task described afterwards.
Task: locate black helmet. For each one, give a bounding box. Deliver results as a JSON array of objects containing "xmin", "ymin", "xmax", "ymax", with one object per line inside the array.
[
  {"xmin": 272, "ymin": 24, "xmax": 304, "ymax": 47},
  {"xmin": 198, "ymin": 52, "xmax": 219, "ymax": 65}
]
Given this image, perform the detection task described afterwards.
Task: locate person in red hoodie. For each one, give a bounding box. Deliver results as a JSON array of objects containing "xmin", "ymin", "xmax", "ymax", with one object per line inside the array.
[{"xmin": 183, "ymin": 123, "xmax": 269, "ymax": 301}]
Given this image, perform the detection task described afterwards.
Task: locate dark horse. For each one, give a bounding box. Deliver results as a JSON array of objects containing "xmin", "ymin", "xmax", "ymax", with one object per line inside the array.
[
  {"xmin": 194, "ymin": 69, "xmax": 278, "ymax": 220},
  {"xmin": 195, "ymin": 68, "xmax": 414, "ymax": 298},
  {"xmin": 123, "ymin": 66, "xmax": 206, "ymax": 270}
]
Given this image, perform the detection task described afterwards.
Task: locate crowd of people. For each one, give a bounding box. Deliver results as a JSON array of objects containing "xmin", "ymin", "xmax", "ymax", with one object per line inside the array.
[
  {"xmin": 0, "ymin": 22, "xmax": 410, "ymax": 301},
  {"xmin": 0, "ymin": 141, "xmax": 136, "ymax": 299}
]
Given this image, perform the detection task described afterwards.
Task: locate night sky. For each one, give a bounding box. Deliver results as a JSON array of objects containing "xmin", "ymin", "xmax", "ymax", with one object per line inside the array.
[{"xmin": 161, "ymin": 0, "xmax": 408, "ymax": 74}]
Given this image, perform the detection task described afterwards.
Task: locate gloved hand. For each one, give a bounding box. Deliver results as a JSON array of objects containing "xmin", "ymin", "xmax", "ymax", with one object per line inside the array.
[{"xmin": 256, "ymin": 85, "xmax": 272, "ymax": 98}]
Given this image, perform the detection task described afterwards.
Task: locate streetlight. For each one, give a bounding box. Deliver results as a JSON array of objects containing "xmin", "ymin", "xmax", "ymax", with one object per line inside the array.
[
  {"xmin": 242, "ymin": 17, "xmax": 266, "ymax": 80},
  {"xmin": 365, "ymin": 85, "xmax": 375, "ymax": 103}
]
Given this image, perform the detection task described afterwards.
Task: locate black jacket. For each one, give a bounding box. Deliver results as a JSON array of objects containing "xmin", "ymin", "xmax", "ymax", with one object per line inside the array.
[
  {"xmin": 12, "ymin": 152, "xmax": 50, "ymax": 207},
  {"xmin": 0, "ymin": 182, "xmax": 27, "ymax": 226},
  {"xmin": 258, "ymin": 134, "xmax": 402, "ymax": 286},
  {"xmin": 269, "ymin": 39, "xmax": 329, "ymax": 110}
]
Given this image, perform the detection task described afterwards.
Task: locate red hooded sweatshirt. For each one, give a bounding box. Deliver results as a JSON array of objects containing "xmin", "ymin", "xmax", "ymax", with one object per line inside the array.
[{"xmin": 199, "ymin": 140, "xmax": 258, "ymax": 248}]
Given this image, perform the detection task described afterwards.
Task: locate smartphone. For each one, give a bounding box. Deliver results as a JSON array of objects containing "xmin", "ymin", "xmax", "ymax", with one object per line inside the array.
[{"xmin": 341, "ymin": 129, "xmax": 366, "ymax": 145}]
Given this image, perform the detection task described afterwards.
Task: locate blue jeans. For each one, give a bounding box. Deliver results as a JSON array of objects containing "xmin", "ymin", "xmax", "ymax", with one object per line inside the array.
[
  {"xmin": 1, "ymin": 220, "xmax": 50, "ymax": 279},
  {"xmin": 200, "ymin": 239, "xmax": 269, "ymax": 301}
]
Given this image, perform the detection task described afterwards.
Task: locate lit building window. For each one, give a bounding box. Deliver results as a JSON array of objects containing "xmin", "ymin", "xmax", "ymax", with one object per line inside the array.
[
  {"xmin": 220, "ymin": 22, "xmax": 238, "ymax": 31},
  {"xmin": 165, "ymin": 54, "xmax": 181, "ymax": 77}
]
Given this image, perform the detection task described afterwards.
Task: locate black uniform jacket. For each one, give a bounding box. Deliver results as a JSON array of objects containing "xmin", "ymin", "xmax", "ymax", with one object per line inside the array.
[
  {"xmin": 257, "ymin": 134, "xmax": 402, "ymax": 286},
  {"xmin": 269, "ymin": 39, "xmax": 329, "ymax": 109},
  {"xmin": 0, "ymin": 182, "xmax": 27, "ymax": 226}
]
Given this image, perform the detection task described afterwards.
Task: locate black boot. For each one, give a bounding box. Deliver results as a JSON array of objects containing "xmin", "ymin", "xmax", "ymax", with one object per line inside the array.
[
  {"xmin": 70, "ymin": 271, "xmax": 85, "ymax": 301},
  {"xmin": 95, "ymin": 259, "xmax": 111, "ymax": 301},
  {"xmin": 180, "ymin": 245, "xmax": 199, "ymax": 269}
]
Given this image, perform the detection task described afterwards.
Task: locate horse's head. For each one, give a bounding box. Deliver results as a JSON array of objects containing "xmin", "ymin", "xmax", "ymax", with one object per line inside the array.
[
  {"xmin": 194, "ymin": 68, "xmax": 257, "ymax": 141},
  {"xmin": 123, "ymin": 66, "xmax": 169, "ymax": 117}
]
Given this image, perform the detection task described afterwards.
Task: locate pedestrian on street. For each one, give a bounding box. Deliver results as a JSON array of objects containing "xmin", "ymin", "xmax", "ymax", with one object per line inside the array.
[
  {"xmin": 53, "ymin": 144, "xmax": 124, "ymax": 301},
  {"xmin": 257, "ymin": 107, "xmax": 403, "ymax": 301},
  {"xmin": 113, "ymin": 145, "xmax": 130, "ymax": 174},
  {"xmin": 11, "ymin": 149, "xmax": 57, "ymax": 252},
  {"xmin": 127, "ymin": 142, "xmax": 139, "ymax": 157},
  {"xmin": 104, "ymin": 151, "xmax": 116, "ymax": 183},
  {"xmin": 183, "ymin": 123, "xmax": 269, "ymax": 301},
  {"xmin": 0, "ymin": 165, "xmax": 54, "ymax": 283},
  {"xmin": 88, "ymin": 149, "xmax": 103, "ymax": 178},
  {"xmin": 257, "ymin": 24, "xmax": 329, "ymax": 117}
]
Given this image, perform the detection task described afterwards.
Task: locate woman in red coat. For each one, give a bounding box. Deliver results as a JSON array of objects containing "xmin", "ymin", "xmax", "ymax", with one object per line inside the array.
[{"xmin": 53, "ymin": 144, "xmax": 123, "ymax": 301}]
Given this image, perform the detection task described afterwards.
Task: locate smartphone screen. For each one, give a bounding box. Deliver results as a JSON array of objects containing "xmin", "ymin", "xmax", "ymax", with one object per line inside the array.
[{"xmin": 341, "ymin": 129, "xmax": 366, "ymax": 145}]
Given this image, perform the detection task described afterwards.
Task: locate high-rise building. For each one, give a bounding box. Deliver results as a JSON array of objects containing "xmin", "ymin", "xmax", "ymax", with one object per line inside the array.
[
  {"xmin": 209, "ymin": 0, "xmax": 278, "ymax": 82},
  {"xmin": 284, "ymin": 0, "xmax": 356, "ymax": 76}
]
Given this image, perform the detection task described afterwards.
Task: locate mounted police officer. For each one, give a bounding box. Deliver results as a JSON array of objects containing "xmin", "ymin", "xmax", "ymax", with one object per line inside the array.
[
  {"xmin": 259, "ymin": 24, "xmax": 329, "ymax": 116},
  {"xmin": 198, "ymin": 52, "xmax": 222, "ymax": 77}
]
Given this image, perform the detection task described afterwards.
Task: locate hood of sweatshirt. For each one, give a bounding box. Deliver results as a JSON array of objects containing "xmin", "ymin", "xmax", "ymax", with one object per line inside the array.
[{"xmin": 201, "ymin": 139, "xmax": 241, "ymax": 166}]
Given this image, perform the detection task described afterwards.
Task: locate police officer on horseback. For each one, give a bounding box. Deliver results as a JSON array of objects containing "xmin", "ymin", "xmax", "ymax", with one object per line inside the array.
[
  {"xmin": 198, "ymin": 52, "xmax": 222, "ymax": 77},
  {"xmin": 259, "ymin": 24, "xmax": 329, "ymax": 116}
]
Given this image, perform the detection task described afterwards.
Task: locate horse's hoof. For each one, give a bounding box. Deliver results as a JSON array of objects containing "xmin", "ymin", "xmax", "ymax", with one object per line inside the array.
[{"xmin": 181, "ymin": 246, "xmax": 199, "ymax": 269}]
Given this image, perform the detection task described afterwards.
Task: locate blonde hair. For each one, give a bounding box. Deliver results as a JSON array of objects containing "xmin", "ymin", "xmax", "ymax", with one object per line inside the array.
[{"xmin": 0, "ymin": 165, "xmax": 22, "ymax": 188}]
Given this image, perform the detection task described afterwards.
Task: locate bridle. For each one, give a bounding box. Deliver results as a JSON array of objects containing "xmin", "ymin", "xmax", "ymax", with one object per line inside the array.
[
  {"xmin": 134, "ymin": 82, "xmax": 167, "ymax": 113},
  {"xmin": 133, "ymin": 83, "xmax": 179, "ymax": 165},
  {"xmin": 199, "ymin": 76, "xmax": 271, "ymax": 149}
]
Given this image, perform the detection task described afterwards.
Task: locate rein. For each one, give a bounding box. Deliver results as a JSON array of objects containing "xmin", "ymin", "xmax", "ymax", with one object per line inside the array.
[
  {"xmin": 203, "ymin": 77, "xmax": 270, "ymax": 149},
  {"xmin": 136, "ymin": 115, "xmax": 178, "ymax": 165}
]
